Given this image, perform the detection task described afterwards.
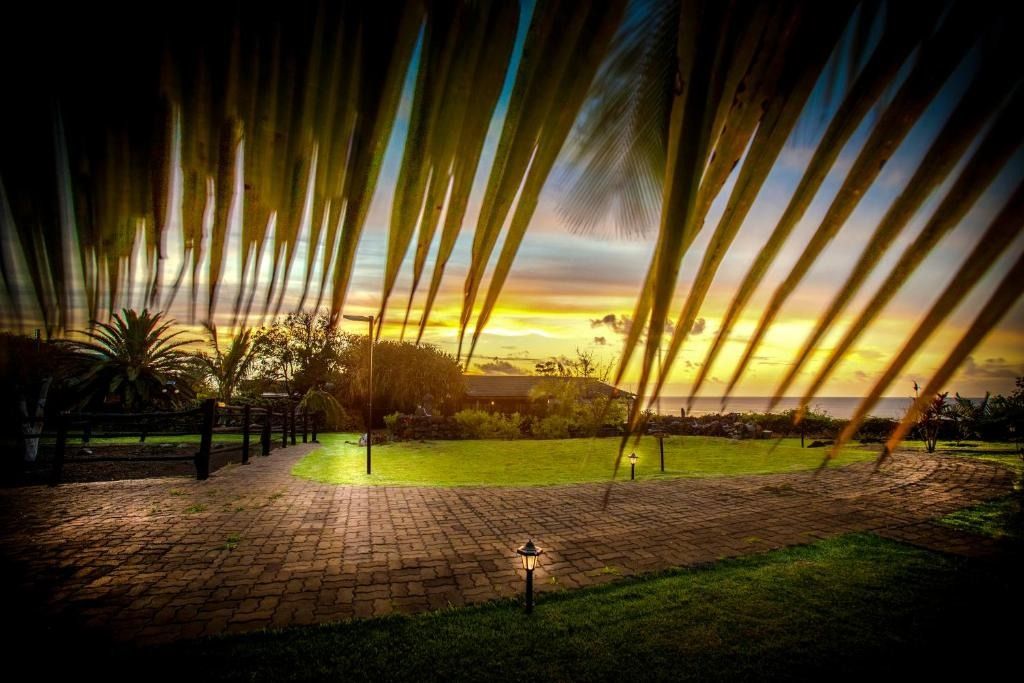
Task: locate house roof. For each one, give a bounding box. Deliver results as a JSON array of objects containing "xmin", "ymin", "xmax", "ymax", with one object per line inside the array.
[{"xmin": 463, "ymin": 375, "xmax": 634, "ymax": 400}]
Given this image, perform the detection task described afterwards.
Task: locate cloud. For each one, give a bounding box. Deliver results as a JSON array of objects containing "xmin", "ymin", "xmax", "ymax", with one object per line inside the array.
[
  {"xmin": 594, "ymin": 336, "xmax": 607, "ymax": 345},
  {"xmin": 958, "ymin": 355, "xmax": 1021, "ymax": 380},
  {"xmin": 752, "ymin": 354, "xmax": 788, "ymax": 367},
  {"xmin": 855, "ymin": 348, "xmax": 886, "ymax": 361},
  {"xmin": 590, "ymin": 313, "xmax": 622, "ymax": 331},
  {"xmin": 590, "ymin": 313, "xmax": 675, "ymax": 338},
  {"xmin": 475, "ymin": 359, "xmax": 523, "ymax": 375}
]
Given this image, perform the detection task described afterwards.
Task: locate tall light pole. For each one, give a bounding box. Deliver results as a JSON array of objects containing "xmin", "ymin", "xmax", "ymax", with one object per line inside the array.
[{"xmin": 344, "ymin": 314, "xmax": 374, "ymax": 475}]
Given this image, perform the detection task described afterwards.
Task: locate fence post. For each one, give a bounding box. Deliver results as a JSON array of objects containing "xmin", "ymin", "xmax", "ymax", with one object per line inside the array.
[
  {"xmin": 290, "ymin": 405, "xmax": 297, "ymax": 445},
  {"xmin": 49, "ymin": 413, "xmax": 69, "ymax": 487},
  {"xmin": 82, "ymin": 420, "xmax": 92, "ymax": 444},
  {"xmin": 302, "ymin": 411, "xmax": 308, "ymax": 443},
  {"xmin": 311, "ymin": 414, "xmax": 318, "ymax": 443},
  {"xmin": 262, "ymin": 409, "xmax": 271, "ymax": 456},
  {"xmin": 800, "ymin": 422, "xmax": 805, "ymax": 448},
  {"xmin": 281, "ymin": 406, "xmax": 288, "ymax": 448},
  {"xmin": 242, "ymin": 405, "xmax": 251, "ymax": 465},
  {"xmin": 195, "ymin": 398, "xmax": 215, "ymax": 480}
]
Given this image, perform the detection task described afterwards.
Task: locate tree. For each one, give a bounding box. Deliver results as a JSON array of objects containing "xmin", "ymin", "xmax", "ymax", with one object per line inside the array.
[
  {"xmin": 0, "ymin": 333, "xmax": 77, "ymax": 462},
  {"xmin": 987, "ymin": 377, "xmax": 1024, "ymax": 445},
  {"xmin": 193, "ymin": 323, "xmax": 263, "ymax": 402},
  {"xmin": 534, "ymin": 359, "xmax": 561, "ymax": 377},
  {"xmin": 529, "ymin": 349, "xmax": 625, "ymax": 436},
  {"xmin": 251, "ymin": 311, "xmax": 346, "ymax": 397},
  {"xmin": 71, "ymin": 309, "xmax": 193, "ymax": 411},
  {"xmin": 951, "ymin": 392, "xmax": 988, "ymax": 445},
  {"xmin": 339, "ymin": 336, "xmax": 464, "ymax": 423},
  {"xmin": 915, "ymin": 392, "xmax": 950, "ymax": 454},
  {"xmin": 298, "ymin": 388, "xmax": 349, "ymax": 431}
]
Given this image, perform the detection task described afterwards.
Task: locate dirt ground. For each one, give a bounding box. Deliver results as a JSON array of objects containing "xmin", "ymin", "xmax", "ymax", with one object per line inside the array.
[{"xmin": 10, "ymin": 443, "xmax": 253, "ymax": 485}]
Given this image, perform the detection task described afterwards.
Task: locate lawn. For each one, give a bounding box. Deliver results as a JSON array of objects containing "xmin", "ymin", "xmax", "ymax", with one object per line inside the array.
[
  {"xmin": 941, "ymin": 495, "xmax": 1023, "ymax": 541},
  {"xmin": 134, "ymin": 533, "xmax": 1020, "ymax": 681},
  {"xmin": 291, "ymin": 434, "xmax": 876, "ymax": 487}
]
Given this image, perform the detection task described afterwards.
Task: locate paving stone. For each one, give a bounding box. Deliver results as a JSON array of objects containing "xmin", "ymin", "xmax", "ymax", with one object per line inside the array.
[{"xmin": 0, "ymin": 442, "xmax": 1015, "ymax": 644}]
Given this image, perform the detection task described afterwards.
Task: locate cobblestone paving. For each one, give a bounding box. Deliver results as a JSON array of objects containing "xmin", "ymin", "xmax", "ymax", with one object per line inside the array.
[{"xmin": 0, "ymin": 444, "xmax": 1014, "ymax": 643}]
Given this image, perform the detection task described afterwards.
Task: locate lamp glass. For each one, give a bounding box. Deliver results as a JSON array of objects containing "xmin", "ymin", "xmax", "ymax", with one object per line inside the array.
[
  {"xmin": 516, "ymin": 540, "xmax": 542, "ymax": 571},
  {"xmin": 629, "ymin": 452, "xmax": 638, "ymax": 464}
]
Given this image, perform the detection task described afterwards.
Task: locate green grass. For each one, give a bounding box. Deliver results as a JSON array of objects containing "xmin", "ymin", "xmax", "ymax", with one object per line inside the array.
[
  {"xmin": 291, "ymin": 434, "xmax": 875, "ymax": 487},
  {"xmin": 224, "ymin": 533, "xmax": 242, "ymax": 551},
  {"xmin": 138, "ymin": 533, "xmax": 1020, "ymax": 681},
  {"xmin": 898, "ymin": 439, "xmax": 1022, "ymax": 468},
  {"xmin": 941, "ymin": 495, "xmax": 1023, "ymax": 541}
]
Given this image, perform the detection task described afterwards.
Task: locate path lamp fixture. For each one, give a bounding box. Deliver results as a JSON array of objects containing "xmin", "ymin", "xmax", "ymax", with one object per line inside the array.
[
  {"xmin": 343, "ymin": 314, "xmax": 375, "ymax": 475},
  {"xmin": 629, "ymin": 451, "xmax": 638, "ymax": 480},
  {"xmin": 516, "ymin": 539, "xmax": 543, "ymax": 614}
]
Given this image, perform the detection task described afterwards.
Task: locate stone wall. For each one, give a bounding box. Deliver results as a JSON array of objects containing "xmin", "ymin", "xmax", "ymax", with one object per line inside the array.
[{"xmin": 392, "ymin": 415, "xmax": 462, "ymax": 441}]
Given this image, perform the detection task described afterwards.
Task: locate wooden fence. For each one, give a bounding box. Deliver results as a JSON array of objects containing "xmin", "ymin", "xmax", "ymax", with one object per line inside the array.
[{"xmin": 18, "ymin": 399, "xmax": 320, "ymax": 486}]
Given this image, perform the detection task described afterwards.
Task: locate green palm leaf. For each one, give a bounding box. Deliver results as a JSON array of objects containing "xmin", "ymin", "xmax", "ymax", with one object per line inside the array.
[
  {"xmin": 768, "ymin": 43, "xmax": 1021, "ymax": 411},
  {"xmin": 796, "ymin": 84, "xmax": 1024, "ymax": 419},
  {"xmin": 827, "ymin": 179, "xmax": 1024, "ymax": 461},
  {"xmin": 686, "ymin": 1, "xmax": 943, "ymax": 408},
  {"xmin": 880, "ymin": 250, "xmax": 1024, "ymax": 460},
  {"xmin": 720, "ymin": 2, "xmax": 983, "ymax": 405}
]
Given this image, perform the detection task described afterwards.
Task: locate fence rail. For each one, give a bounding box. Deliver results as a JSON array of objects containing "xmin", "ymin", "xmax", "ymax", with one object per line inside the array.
[{"xmin": 14, "ymin": 399, "xmax": 319, "ymax": 486}]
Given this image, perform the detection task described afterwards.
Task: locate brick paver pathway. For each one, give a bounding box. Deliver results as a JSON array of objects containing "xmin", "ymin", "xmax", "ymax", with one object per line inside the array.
[{"xmin": 0, "ymin": 444, "xmax": 1014, "ymax": 643}]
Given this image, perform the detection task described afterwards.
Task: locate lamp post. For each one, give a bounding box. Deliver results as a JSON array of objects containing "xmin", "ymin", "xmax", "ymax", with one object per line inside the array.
[
  {"xmin": 629, "ymin": 451, "xmax": 638, "ymax": 480},
  {"xmin": 344, "ymin": 314, "xmax": 374, "ymax": 475},
  {"xmin": 516, "ymin": 539, "xmax": 543, "ymax": 613},
  {"xmin": 652, "ymin": 430, "xmax": 666, "ymax": 471}
]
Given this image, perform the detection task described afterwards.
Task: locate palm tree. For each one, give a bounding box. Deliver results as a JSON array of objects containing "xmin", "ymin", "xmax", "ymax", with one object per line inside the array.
[
  {"xmin": 72, "ymin": 309, "xmax": 192, "ymax": 411},
  {"xmin": 194, "ymin": 322, "xmax": 262, "ymax": 403}
]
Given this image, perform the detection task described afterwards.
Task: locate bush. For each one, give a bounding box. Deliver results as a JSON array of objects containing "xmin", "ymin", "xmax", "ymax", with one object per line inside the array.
[
  {"xmin": 383, "ymin": 411, "xmax": 401, "ymax": 434},
  {"xmin": 533, "ymin": 415, "xmax": 572, "ymax": 439},
  {"xmin": 856, "ymin": 416, "xmax": 898, "ymax": 443},
  {"xmin": 453, "ymin": 409, "xmax": 521, "ymax": 439}
]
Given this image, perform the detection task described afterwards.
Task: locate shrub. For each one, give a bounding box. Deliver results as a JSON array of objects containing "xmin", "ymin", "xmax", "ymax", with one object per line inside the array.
[
  {"xmin": 533, "ymin": 415, "xmax": 571, "ymax": 439},
  {"xmin": 383, "ymin": 411, "xmax": 401, "ymax": 434},
  {"xmin": 453, "ymin": 409, "xmax": 521, "ymax": 439},
  {"xmin": 856, "ymin": 416, "xmax": 898, "ymax": 443}
]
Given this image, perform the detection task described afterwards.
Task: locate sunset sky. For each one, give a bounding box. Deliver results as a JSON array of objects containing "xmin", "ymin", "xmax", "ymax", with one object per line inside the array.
[
  {"xmin": 7, "ymin": 2, "xmax": 1023, "ymax": 400},
  {"xmin": 296, "ymin": 14, "xmax": 1024, "ymax": 400}
]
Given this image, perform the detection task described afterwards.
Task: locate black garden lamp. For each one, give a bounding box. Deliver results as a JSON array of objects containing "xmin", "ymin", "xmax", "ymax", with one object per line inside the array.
[
  {"xmin": 629, "ymin": 451, "xmax": 638, "ymax": 480},
  {"xmin": 516, "ymin": 539, "xmax": 543, "ymax": 613}
]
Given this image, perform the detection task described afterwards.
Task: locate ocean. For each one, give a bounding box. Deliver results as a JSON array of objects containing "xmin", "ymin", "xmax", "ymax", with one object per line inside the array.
[{"xmin": 651, "ymin": 396, "xmax": 916, "ymax": 420}]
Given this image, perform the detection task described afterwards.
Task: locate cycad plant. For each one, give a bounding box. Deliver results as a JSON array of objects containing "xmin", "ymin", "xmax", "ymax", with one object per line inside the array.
[{"xmin": 73, "ymin": 309, "xmax": 192, "ymax": 411}]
